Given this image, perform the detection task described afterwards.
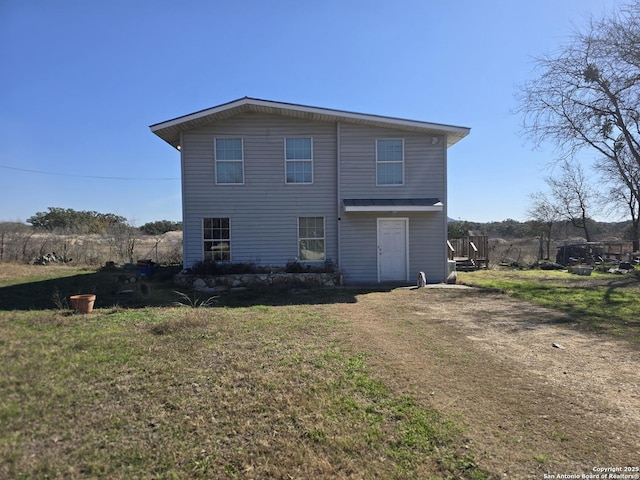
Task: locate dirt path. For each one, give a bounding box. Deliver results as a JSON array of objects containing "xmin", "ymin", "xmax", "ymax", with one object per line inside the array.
[{"xmin": 333, "ymin": 287, "xmax": 640, "ymax": 479}]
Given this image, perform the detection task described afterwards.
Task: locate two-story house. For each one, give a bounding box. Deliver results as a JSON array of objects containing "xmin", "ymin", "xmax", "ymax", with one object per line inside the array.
[{"xmin": 150, "ymin": 97, "xmax": 470, "ymax": 284}]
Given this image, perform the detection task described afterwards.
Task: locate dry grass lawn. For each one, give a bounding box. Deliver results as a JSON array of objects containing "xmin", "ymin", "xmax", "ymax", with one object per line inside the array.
[{"xmin": 1, "ymin": 265, "xmax": 639, "ymax": 479}]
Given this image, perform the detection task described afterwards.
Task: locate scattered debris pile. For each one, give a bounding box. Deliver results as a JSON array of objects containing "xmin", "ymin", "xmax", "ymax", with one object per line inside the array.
[
  {"xmin": 136, "ymin": 259, "xmax": 156, "ymax": 277},
  {"xmin": 607, "ymin": 262, "xmax": 634, "ymax": 275},
  {"xmin": 556, "ymin": 241, "xmax": 638, "ymax": 265},
  {"xmin": 33, "ymin": 252, "xmax": 72, "ymax": 265},
  {"xmin": 554, "ymin": 242, "xmax": 638, "ymax": 275},
  {"xmin": 555, "ymin": 243, "xmax": 603, "ymax": 266}
]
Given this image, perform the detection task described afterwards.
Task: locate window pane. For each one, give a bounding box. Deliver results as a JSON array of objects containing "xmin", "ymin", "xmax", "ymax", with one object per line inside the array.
[
  {"xmin": 377, "ymin": 139, "xmax": 403, "ymax": 161},
  {"xmin": 311, "ymin": 217, "xmax": 324, "ymax": 237},
  {"xmin": 286, "ymin": 160, "xmax": 312, "ymax": 183},
  {"xmin": 298, "ymin": 217, "xmax": 308, "ymax": 237},
  {"xmin": 217, "ymin": 161, "xmax": 243, "ymax": 183},
  {"xmin": 216, "ymin": 138, "xmax": 242, "ymax": 160},
  {"xmin": 204, "ymin": 241, "xmax": 230, "ymax": 261},
  {"xmin": 204, "ymin": 220, "xmax": 229, "ymax": 239},
  {"xmin": 377, "ymin": 163, "xmax": 402, "ymax": 185},
  {"xmin": 299, "ymin": 240, "xmax": 324, "ymax": 261},
  {"xmin": 212, "ymin": 226, "xmax": 224, "ymax": 239},
  {"xmin": 299, "ymin": 216, "xmax": 322, "ymax": 238},
  {"xmin": 286, "ymin": 138, "xmax": 311, "ymax": 160}
]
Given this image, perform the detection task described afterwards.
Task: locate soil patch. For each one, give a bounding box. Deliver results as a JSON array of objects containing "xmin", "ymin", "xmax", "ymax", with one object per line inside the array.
[{"xmin": 335, "ymin": 287, "xmax": 639, "ymax": 478}]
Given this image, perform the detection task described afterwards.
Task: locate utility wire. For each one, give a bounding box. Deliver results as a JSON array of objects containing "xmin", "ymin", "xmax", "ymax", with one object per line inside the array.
[{"xmin": 0, "ymin": 164, "xmax": 179, "ymax": 181}]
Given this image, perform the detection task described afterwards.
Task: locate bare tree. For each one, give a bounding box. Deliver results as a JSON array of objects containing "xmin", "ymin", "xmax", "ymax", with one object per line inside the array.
[
  {"xmin": 101, "ymin": 221, "xmax": 143, "ymax": 264},
  {"xmin": 0, "ymin": 222, "xmax": 34, "ymax": 263},
  {"xmin": 527, "ymin": 191, "xmax": 560, "ymax": 259},
  {"xmin": 545, "ymin": 160, "xmax": 598, "ymax": 242},
  {"xmin": 596, "ymin": 150, "xmax": 640, "ymax": 250},
  {"xmin": 517, "ymin": 1, "xmax": 640, "ymax": 248}
]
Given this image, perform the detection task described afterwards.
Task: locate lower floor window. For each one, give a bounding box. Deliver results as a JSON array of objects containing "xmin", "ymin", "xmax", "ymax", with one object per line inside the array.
[
  {"xmin": 204, "ymin": 217, "xmax": 230, "ymax": 261},
  {"xmin": 298, "ymin": 217, "xmax": 325, "ymax": 261}
]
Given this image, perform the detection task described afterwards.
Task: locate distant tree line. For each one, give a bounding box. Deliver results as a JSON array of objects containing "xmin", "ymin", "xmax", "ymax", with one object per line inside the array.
[
  {"xmin": 24, "ymin": 207, "xmax": 181, "ymax": 235},
  {"xmin": 139, "ymin": 220, "xmax": 183, "ymax": 235},
  {"xmin": 0, "ymin": 208, "xmax": 182, "ymax": 264},
  {"xmin": 448, "ymin": 218, "xmax": 634, "ymax": 242},
  {"xmin": 27, "ymin": 207, "xmax": 128, "ymax": 234}
]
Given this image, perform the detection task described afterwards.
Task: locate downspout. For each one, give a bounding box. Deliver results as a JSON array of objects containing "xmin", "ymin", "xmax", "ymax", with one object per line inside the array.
[
  {"xmin": 336, "ymin": 121, "xmax": 342, "ymax": 271},
  {"xmin": 179, "ymin": 132, "xmax": 187, "ymax": 270},
  {"xmin": 442, "ymin": 134, "xmax": 449, "ymax": 282}
]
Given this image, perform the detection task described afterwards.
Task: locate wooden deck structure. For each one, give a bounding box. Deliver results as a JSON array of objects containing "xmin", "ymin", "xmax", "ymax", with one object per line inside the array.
[{"xmin": 448, "ymin": 236, "xmax": 489, "ymax": 271}]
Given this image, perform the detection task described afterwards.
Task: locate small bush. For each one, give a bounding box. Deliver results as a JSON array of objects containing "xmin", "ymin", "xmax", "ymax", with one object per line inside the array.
[
  {"xmin": 284, "ymin": 261, "xmax": 309, "ymax": 273},
  {"xmin": 188, "ymin": 260, "xmax": 336, "ymax": 275},
  {"xmin": 285, "ymin": 260, "xmax": 336, "ymax": 273},
  {"xmin": 173, "ymin": 290, "xmax": 219, "ymax": 309}
]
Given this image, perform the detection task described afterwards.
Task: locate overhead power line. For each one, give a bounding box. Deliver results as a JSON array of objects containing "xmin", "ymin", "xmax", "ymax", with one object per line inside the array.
[{"xmin": 0, "ymin": 164, "xmax": 179, "ymax": 181}]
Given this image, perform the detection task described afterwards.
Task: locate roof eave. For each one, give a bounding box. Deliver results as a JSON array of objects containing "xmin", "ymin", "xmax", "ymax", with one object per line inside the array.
[{"xmin": 149, "ymin": 97, "xmax": 470, "ymax": 148}]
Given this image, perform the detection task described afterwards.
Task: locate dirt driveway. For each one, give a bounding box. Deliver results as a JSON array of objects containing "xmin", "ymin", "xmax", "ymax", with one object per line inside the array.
[{"xmin": 333, "ymin": 286, "xmax": 639, "ymax": 479}]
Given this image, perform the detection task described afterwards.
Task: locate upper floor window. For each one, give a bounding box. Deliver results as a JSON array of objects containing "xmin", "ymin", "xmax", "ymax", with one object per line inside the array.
[
  {"xmin": 215, "ymin": 138, "xmax": 244, "ymax": 184},
  {"xmin": 285, "ymin": 137, "xmax": 313, "ymax": 184},
  {"xmin": 376, "ymin": 139, "xmax": 404, "ymax": 185}
]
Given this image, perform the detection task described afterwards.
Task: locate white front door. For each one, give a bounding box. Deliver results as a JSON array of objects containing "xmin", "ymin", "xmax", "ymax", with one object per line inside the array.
[{"xmin": 377, "ymin": 218, "xmax": 408, "ymax": 282}]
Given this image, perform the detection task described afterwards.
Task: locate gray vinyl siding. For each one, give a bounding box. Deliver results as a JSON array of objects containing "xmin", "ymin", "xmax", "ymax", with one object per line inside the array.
[
  {"xmin": 408, "ymin": 212, "xmax": 447, "ymax": 283},
  {"xmin": 340, "ymin": 212, "xmax": 446, "ymax": 284},
  {"xmin": 179, "ymin": 112, "xmax": 448, "ymax": 283},
  {"xmin": 339, "ymin": 123, "xmax": 445, "ymax": 200},
  {"xmin": 338, "ymin": 123, "xmax": 446, "ymax": 283},
  {"xmin": 339, "ymin": 214, "xmax": 378, "ymax": 283},
  {"xmin": 181, "ymin": 112, "xmax": 337, "ymax": 268}
]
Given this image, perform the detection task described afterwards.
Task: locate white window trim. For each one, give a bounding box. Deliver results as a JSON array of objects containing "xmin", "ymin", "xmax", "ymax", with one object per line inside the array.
[
  {"xmin": 297, "ymin": 216, "xmax": 325, "ymax": 262},
  {"xmin": 376, "ymin": 138, "xmax": 404, "ymax": 186},
  {"xmin": 214, "ymin": 137, "xmax": 245, "ymax": 185},
  {"xmin": 202, "ymin": 217, "xmax": 231, "ymax": 262},
  {"xmin": 285, "ymin": 137, "xmax": 314, "ymax": 184}
]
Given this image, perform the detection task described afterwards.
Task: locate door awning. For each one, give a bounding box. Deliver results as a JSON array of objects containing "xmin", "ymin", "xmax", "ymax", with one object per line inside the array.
[{"xmin": 343, "ymin": 198, "xmax": 443, "ymax": 212}]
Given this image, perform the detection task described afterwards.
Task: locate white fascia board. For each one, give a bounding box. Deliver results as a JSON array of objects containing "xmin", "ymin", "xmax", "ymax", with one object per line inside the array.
[
  {"xmin": 150, "ymin": 97, "xmax": 252, "ymax": 132},
  {"xmin": 249, "ymin": 99, "xmax": 469, "ymax": 134},
  {"xmin": 150, "ymin": 97, "xmax": 470, "ymax": 138}
]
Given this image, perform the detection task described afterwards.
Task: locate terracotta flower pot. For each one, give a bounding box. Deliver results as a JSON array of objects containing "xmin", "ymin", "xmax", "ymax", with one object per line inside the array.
[{"xmin": 70, "ymin": 294, "xmax": 96, "ymax": 314}]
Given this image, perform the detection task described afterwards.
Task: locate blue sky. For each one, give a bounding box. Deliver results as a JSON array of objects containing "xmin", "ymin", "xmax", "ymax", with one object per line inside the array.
[{"xmin": 0, "ymin": 0, "xmax": 620, "ymax": 225}]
